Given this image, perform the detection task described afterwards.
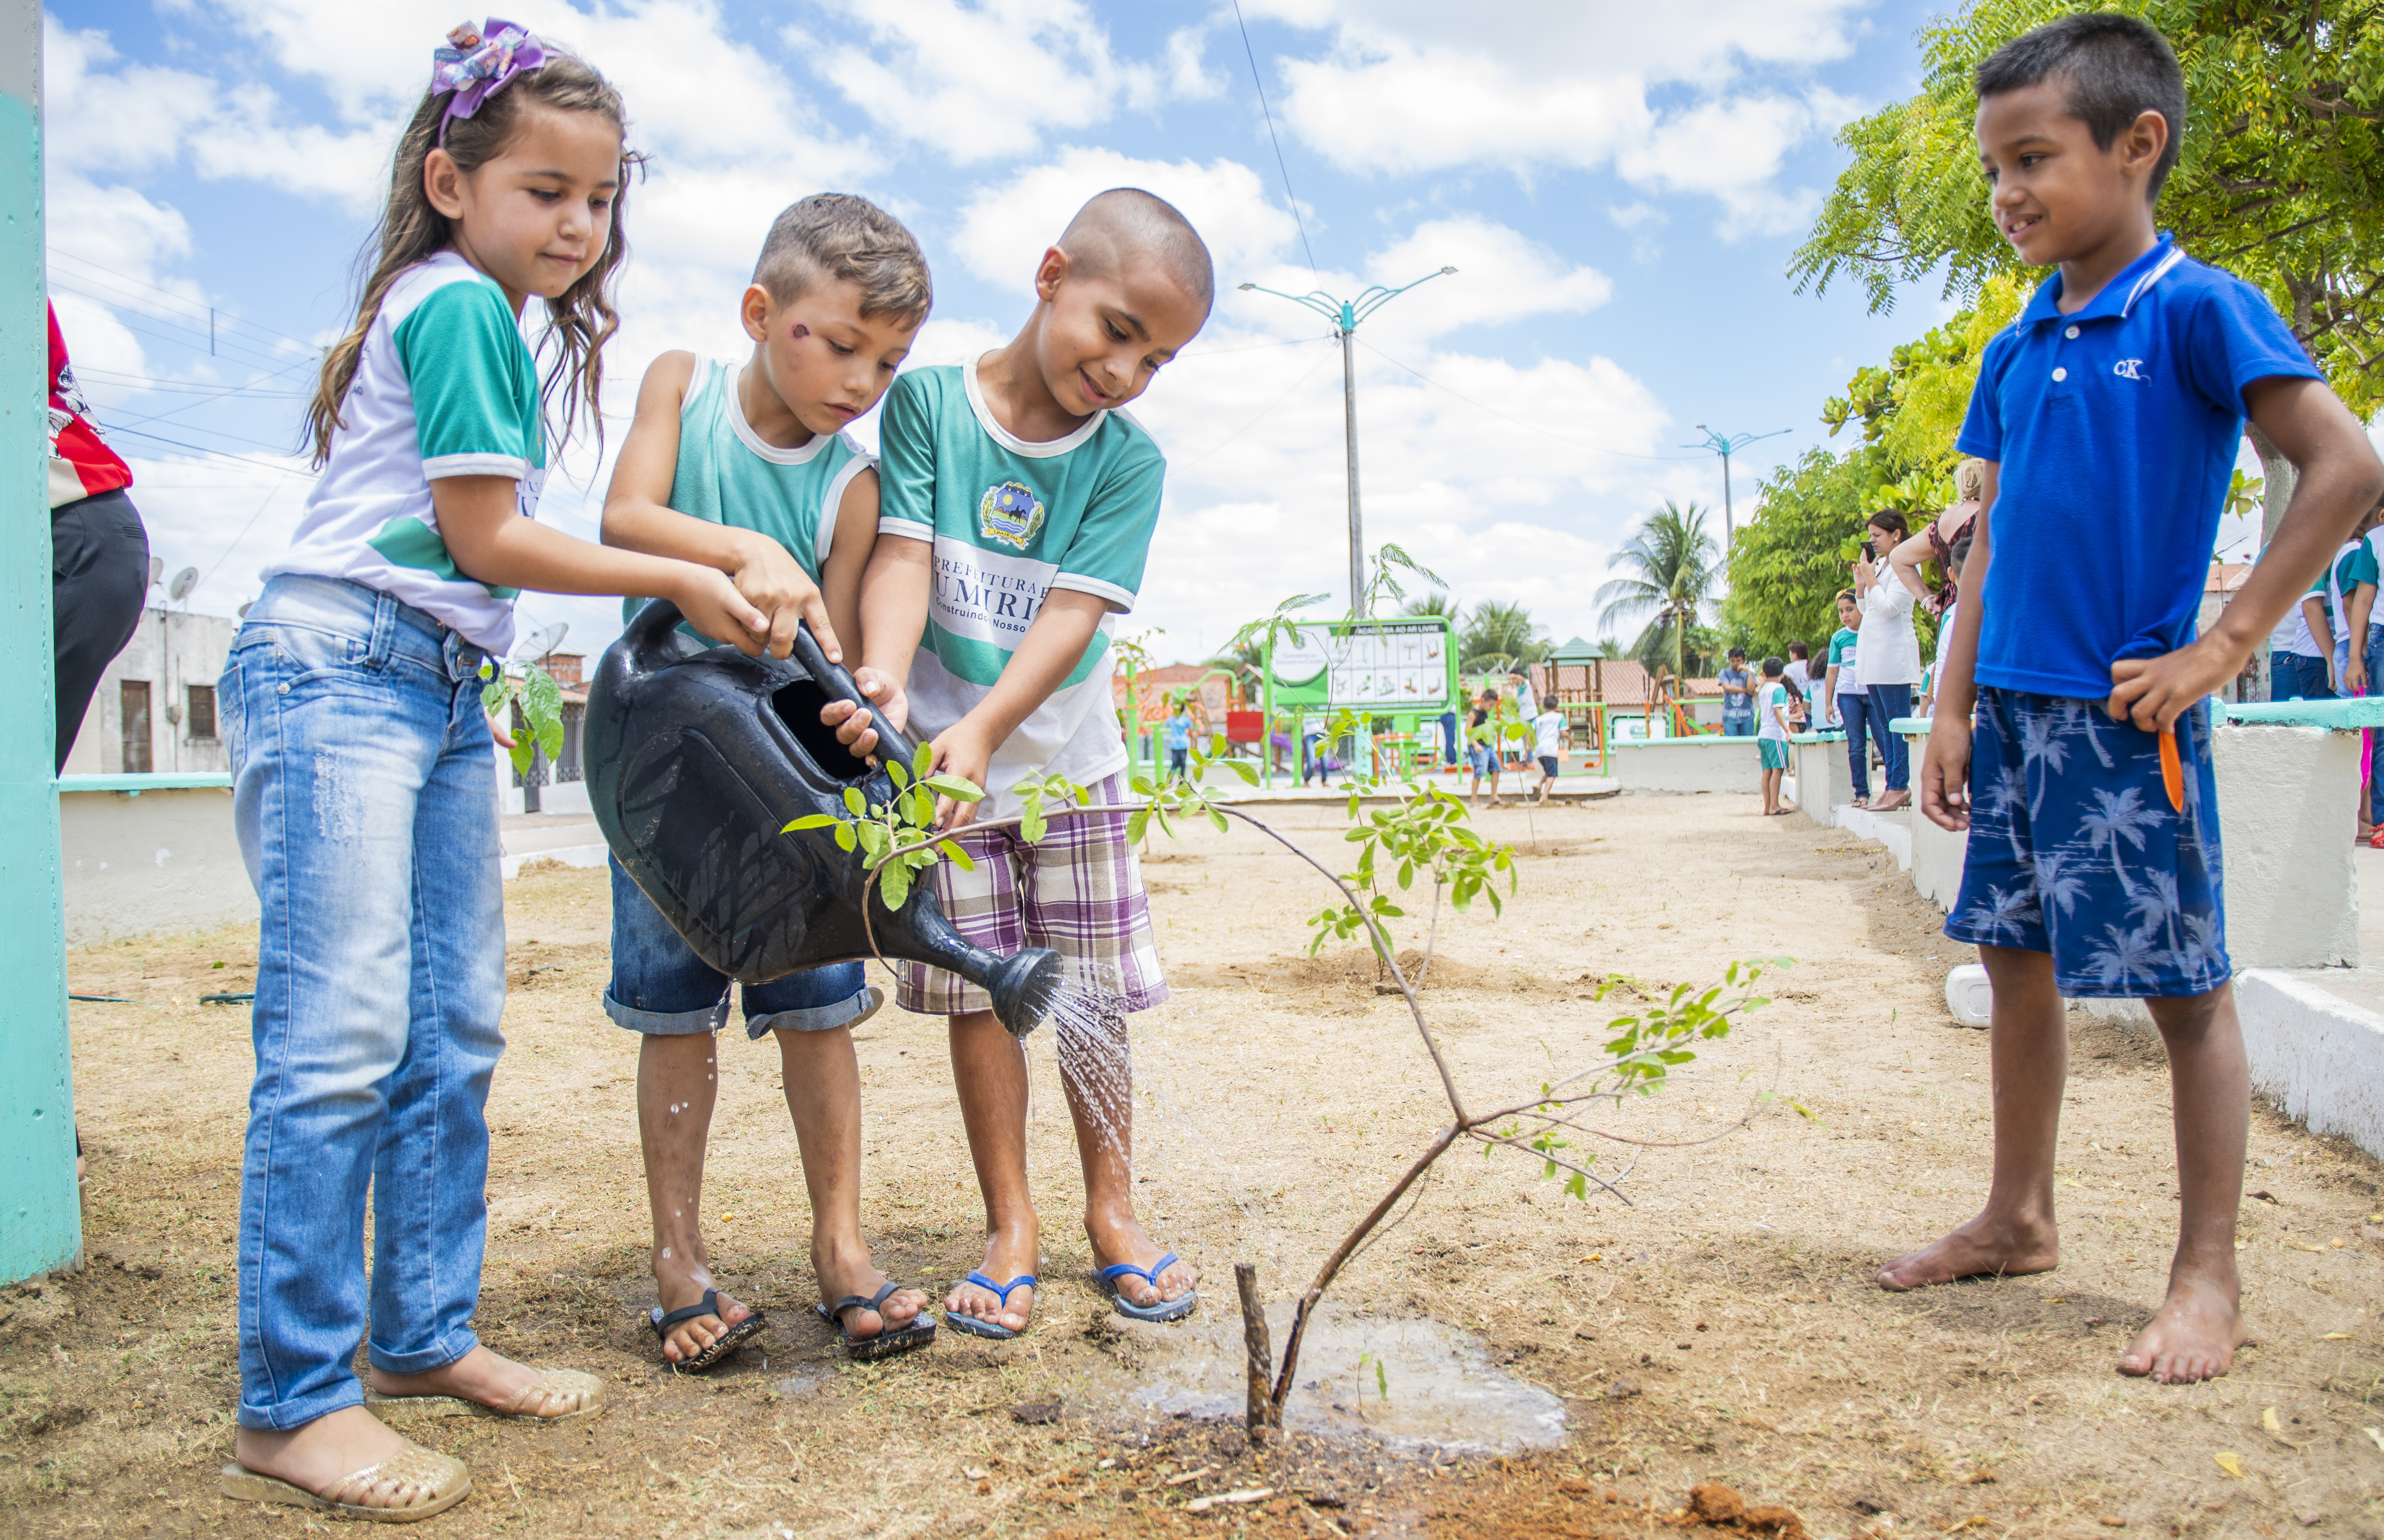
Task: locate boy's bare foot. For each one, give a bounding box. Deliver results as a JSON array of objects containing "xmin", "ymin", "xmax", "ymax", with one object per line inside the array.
[
  {"xmin": 1087, "ymin": 1205, "xmax": 1197, "ymax": 1309},
  {"xmin": 232, "ymin": 1405, "xmax": 421, "ymax": 1508},
  {"xmin": 818, "ymin": 1246, "xmax": 926, "ymax": 1342},
  {"xmin": 2118, "ymin": 1271, "xmax": 2246, "ymax": 1383},
  {"xmin": 947, "ymin": 1221, "xmax": 1038, "ymax": 1334},
  {"xmin": 1877, "ymin": 1209, "xmax": 2058, "ymax": 1291},
  {"xmin": 368, "ymin": 1345, "xmax": 588, "ymax": 1419},
  {"xmin": 647, "ymin": 1259, "xmax": 756, "ymax": 1366}
]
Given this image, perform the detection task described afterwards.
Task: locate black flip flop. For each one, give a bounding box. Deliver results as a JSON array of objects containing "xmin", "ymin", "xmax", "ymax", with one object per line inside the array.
[
  {"xmin": 648, "ymin": 1288, "xmax": 766, "ymax": 1375},
  {"xmin": 816, "ymin": 1281, "xmax": 936, "ymax": 1362}
]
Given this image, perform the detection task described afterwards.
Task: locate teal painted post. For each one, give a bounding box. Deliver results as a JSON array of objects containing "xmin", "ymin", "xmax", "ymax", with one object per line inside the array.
[{"xmin": 0, "ymin": 3, "xmax": 80, "ymax": 1284}]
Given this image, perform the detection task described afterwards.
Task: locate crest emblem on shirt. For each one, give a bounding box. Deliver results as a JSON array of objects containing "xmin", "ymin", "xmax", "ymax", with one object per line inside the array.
[
  {"xmin": 978, "ymin": 480, "xmax": 1046, "ymax": 550},
  {"xmin": 2113, "ymin": 358, "xmax": 2147, "ymax": 381}
]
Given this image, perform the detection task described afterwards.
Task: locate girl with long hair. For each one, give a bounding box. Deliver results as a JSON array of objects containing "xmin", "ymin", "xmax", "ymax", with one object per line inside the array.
[{"xmin": 218, "ymin": 23, "xmax": 783, "ymax": 1521}]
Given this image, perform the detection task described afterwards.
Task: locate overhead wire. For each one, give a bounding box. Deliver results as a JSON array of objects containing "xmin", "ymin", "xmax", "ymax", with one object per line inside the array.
[
  {"xmin": 1171, "ymin": 341, "xmax": 1337, "ymax": 472},
  {"xmin": 48, "ymin": 246, "xmax": 323, "ymax": 351},
  {"xmin": 1230, "ymin": 0, "xmax": 1320, "ymax": 286}
]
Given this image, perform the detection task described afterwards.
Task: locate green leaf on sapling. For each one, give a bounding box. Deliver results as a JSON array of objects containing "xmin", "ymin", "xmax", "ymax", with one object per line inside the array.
[
  {"xmin": 878, "ymin": 861, "xmax": 912, "ymax": 911},
  {"xmin": 936, "ymin": 839, "xmax": 975, "ymax": 872},
  {"xmin": 843, "ymin": 786, "xmax": 867, "ymax": 815},
  {"xmin": 783, "ymin": 814, "xmax": 841, "ymax": 832},
  {"xmin": 924, "ymin": 775, "xmax": 983, "ymax": 801}
]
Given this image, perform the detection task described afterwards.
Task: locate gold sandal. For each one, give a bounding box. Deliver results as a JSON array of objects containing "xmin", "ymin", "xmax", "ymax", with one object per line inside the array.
[
  {"xmin": 219, "ymin": 1441, "xmax": 470, "ymax": 1523},
  {"xmin": 367, "ymin": 1367, "xmax": 606, "ymax": 1426}
]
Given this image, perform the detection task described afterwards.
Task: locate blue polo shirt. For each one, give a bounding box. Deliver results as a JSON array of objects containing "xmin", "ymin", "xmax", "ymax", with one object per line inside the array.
[{"xmin": 1956, "ymin": 236, "xmax": 2320, "ymax": 698}]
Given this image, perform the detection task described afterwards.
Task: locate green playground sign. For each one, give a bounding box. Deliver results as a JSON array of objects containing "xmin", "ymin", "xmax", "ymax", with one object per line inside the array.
[{"xmin": 1261, "ymin": 615, "xmax": 1459, "ymax": 713}]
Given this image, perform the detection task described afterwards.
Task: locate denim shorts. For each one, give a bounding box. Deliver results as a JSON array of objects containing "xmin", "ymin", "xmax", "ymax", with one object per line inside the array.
[
  {"xmin": 602, "ymin": 856, "xmax": 879, "ymax": 1039},
  {"xmin": 1946, "ymin": 686, "xmax": 2228, "ymax": 999}
]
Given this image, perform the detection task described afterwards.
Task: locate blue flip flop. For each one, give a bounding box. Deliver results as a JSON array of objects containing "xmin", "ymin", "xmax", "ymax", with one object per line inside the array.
[
  {"xmin": 1097, "ymin": 1252, "xmax": 1198, "ymax": 1322},
  {"xmin": 943, "ymin": 1271, "xmax": 1037, "ymax": 1340}
]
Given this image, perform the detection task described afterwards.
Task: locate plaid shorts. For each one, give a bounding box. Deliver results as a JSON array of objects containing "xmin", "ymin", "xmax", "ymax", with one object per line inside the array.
[{"xmin": 893, "ymin": 772, "xmax": 1170, "ymax": 1017}]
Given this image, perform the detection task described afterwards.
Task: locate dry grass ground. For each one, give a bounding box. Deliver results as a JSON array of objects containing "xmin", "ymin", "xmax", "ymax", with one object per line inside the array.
[{"xmin": 10, "ymin": 791, "xmax": 2384, "ymax": 1537}]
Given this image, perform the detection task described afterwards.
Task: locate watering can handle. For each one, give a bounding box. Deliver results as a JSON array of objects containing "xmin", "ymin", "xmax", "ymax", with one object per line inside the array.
[{"xmin": 790, "ymin": 621, "xmax": 922, "ymax": 769}]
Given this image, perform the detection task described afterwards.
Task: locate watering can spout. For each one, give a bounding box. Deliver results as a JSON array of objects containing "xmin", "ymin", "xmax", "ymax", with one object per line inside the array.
[{"xmin": 584, "ymin": 600, "xmax": 1064, "ymax": 1037}]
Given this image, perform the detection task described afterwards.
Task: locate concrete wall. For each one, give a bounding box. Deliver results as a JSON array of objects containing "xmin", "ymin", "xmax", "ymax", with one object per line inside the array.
[
  {"xmin": 61, "ymin": 606, "xmax": 238, "ymax": 777},
  {"xmin": 59, "ymin": 780, "xmax": 255, "ymax": 945},
  {"xmin": 1895, "ymin": 728, "xmax": 1967, "ymax": 910},
  {"xmin": 2237, "ymin": 970, "xmax": 2384, "ymax": 1158},
  {"xmin": 1790, "ymin": 733, "xmax": 1846, "ymax": 827},
  {"xmin": 1605, "ymin": 736, "xmax": 1763, "ymax": 795},
  {"xmin": 2213, "ymin": 723, "xmax": 2360, "ymax": 969}
]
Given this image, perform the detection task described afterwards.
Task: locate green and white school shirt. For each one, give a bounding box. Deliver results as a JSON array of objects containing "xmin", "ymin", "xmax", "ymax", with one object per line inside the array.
[
  {"xmin": 265, "ymin": 251, "xmax": 544, "ymax": 653},
  {"xmin": 619, "ymin": 358, "xmax": 874, "ymax": 635},
  {"xmin": 877, "ymin": 363, "xmax": 1166, "ymax": 818}
]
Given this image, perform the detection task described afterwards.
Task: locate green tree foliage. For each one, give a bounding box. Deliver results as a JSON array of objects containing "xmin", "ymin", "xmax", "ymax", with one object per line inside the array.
[
  {"xmin": 1596, "ymin": 502, "xmax": 1717, "ymax": 679},
  {"xmin": 1401, "ymin": 591, "xmax": 1460, "ymax": 619},
  {"xmin": 1790, "ymin": 0, "xmax": 2384, "ymax": 416},
  {"xmin": 1458, "ymin": 598, "xmax": 1551, "ymax": 671},
  {"xmin": 1728, "ymin": 451, "xmax": 1870, "ymax": 657}
]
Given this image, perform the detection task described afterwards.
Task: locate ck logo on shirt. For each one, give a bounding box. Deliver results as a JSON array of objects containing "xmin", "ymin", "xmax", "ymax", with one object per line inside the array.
[
  {"xmin": 2113, "ymin": 358, "xmax": 2147, "ymax": 381},
  {"xmin": 978, "ymin": 480, "xmax": 1047, "ymax": 550}
]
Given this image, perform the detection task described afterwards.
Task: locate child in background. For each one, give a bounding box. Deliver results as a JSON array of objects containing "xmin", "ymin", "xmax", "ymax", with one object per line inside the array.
[
  {"xmin": 1530, "ymin": 699, "xmax": 1565, "ymax": 805},
  {"xmin": 1163, "ymin": 698, "xmax": 1193, "ymax": 781},
  {"xmin": 1467, "ymin": 687, "xmax": 1505, "ymax": 808},
  {"xmin": 1921, "ymin": 535, "xmax": 1971, "ymax": 718},
  {"xmin": 598, "ymin": 195, "xmax": 934, "ymax": 1368},
  {"xmin": 1900, "ymin": 14, "xmax": 2384, "ymax": 1386},
  {"xmin": 2294, "ymin": 505, "xmax": 2379, "ymax": 698},
  {"xmin": 828, "ymin": 190, "xmax": 1213, "ymax": 1337},
  {"xmin": 1718, "ymin": 647, "xmax": 1756, "ymax": 736},
  {"xmin": 1783, "ymin": 640, "xmax": 1816, "ymax": 733},
  {"xmin": 1756, "ymin": 657, "xmax": 1792, "ymax": 814},
  {"xmin": 221, "ymin": 28, "xmax": 783, "ymax": 1518},
  {"xmin": 1824, "ymin": 590, "xmax": 1869, "ymax": 804}
]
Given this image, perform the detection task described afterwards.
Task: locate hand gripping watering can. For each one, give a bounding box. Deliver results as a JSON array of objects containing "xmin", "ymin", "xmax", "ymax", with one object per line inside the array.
[{"xmin": 583, "ymin": 599, "xmax": 1063, "ymax": 1036}]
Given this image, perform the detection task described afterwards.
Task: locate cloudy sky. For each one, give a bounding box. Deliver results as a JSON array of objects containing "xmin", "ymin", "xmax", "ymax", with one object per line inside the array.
[{"xmin": 48, "ymin": 0, "xmax": 1965, "ymax": 663}]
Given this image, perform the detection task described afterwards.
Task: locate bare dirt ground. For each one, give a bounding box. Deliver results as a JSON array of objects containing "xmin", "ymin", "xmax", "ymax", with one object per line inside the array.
[{"xmin": 13, "ymin": 790, "xmax": 2384, "ymax": 1537}]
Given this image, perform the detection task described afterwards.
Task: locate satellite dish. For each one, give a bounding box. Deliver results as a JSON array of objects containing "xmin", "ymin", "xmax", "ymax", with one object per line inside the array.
[
  {"xmin": 169, "ymin": 566, "xmax": 199, "ymax": 602},
  {"xmin": 147, "ymin": 556, "xmax": 164, "ymax": 589},
  {"xmin": 513, "ymin": 621, "xmax": 568, "ymax": 662}
]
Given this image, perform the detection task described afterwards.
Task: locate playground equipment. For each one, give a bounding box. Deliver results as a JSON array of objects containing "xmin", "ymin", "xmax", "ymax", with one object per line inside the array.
[
  {"xmin": 585, "ymin": 603, "xmax": 1063, "ymax": 1037},
  {"xmin": 1259, "ymin": 615, "xmax": 1460, "ymax": 790}
]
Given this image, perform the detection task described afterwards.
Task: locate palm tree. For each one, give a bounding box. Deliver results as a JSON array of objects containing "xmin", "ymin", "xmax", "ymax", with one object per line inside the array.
[
  {"xmin": 1459, "ymin": 599, "xmax": 1548, "ymax": 671},
  {"xmin": 1401, "ymin": 591, "xmax": 1460, "ymax": 619},
  {"xmin": 1595, "ymin": 502, "xmax": 1718, "ymax": 680}
]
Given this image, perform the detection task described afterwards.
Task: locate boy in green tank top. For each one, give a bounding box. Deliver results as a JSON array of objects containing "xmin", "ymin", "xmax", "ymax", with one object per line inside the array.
[
  {"xmin": 599, "ymin": 195, "xmax": 933, "ymax": 1367},
  {"xmin": 828, "ymin": 190, "xmax": 1214, "ymax": 1339}
]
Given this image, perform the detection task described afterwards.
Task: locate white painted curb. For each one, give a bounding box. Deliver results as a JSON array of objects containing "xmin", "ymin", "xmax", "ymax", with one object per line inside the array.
[
  {"xmin": 2236, "ymin": 969, "xmax": 2384, "ymax": 1158},
  {"xmin": 500, "ymin": 842, "xmax": 611, "ymax": 880}
]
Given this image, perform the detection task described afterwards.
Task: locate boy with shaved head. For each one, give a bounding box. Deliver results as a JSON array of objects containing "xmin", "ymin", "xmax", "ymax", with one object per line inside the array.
[{"xmin": 828, "ymin": 189, "xmax": 1210, "ymax": 1337}]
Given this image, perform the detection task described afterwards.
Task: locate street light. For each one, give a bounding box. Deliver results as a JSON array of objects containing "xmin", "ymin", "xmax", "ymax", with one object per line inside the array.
[
  {"xmin": 1683, "ymin": 425, "xmax": 1792, "ymax": 548},
  {"xmin": 1238, "ymin": 266, "xmax": 1458, "ymax": 615}
]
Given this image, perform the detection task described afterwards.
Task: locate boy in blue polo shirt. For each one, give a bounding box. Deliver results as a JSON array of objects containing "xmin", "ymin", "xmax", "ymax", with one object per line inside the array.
[{"xmin": 1891, "ymin": 15, "xmax": 2384, "ymax": 1386}]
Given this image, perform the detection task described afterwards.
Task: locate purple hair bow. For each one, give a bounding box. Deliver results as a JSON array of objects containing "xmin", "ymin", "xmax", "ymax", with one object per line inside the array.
[{"xmin": 430, "ymin": 19, "xmax": 546, "ymax": 142}]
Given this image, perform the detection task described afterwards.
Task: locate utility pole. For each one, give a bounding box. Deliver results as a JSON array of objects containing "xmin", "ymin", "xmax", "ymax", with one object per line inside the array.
[
  {"xmin": 1239, "ymin": 267, "xmax": 1458, "ymax": 616},
  {"xmin": 1684, "ymin": 425, "xmax": 1792, "ymax": 548},
  {"xmin": 2, "ymin": 0, "xmax": 81, "ymax": 1284}
]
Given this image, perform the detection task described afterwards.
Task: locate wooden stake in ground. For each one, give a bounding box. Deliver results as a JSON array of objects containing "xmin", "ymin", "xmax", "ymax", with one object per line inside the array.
[{"xmin": 1236, "ymin": 1263, "xmax": 1276, "ymax": 1439}]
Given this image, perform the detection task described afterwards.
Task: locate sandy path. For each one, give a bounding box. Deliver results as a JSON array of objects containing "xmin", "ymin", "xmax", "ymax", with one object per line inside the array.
[{"xmin": 9, "ymin": 789, "xmax": 2383, "ymax": 1537}]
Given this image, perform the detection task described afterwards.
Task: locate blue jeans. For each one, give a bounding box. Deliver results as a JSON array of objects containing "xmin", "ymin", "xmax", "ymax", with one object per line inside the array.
[
  {"xmin": 1839, "ymin": 693, "xmax": 1873, "ymax": 800},
  {"xmin": 1166, "ymin": 746, "xmax": 1189, "ymax": 779},
  {"xmin": 224, "ymin": 576, "xmax": 506, "ymax": 1431},
  {"xmin": 2273, "ymin": 650, "xmax": 2333, "ymax": 701},
  {"xmin": 603, "ymin": 857, "xmax": 874, "ymax": 1038},
  {"xmin": 1721, "ymin": 711, "xmax": 1754, "ymax": 737},
  {"xmin": 1869, "ymin": 681, "xmax": 1914, "ymax": 790}
]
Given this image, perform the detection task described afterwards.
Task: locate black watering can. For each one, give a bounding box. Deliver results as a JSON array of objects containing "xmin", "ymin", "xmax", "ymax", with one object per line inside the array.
[{"xmin": 583, "ymin": 599, "xmax": 1062, "ymax": 1036}]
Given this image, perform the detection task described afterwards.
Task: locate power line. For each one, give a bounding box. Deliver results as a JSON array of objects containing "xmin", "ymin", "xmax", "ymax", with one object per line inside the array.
[
  {"xmin": 105, "ymin": 355, "xmax": 318, "ymax": 434},
  {"xmin": 1350, "ymin": 337, "xmax": 1711, "ymax": 463},
  {"xmin": 99, "ymin": 424, "xmax": 316, "ymax": 478},
  {"xmin": 1171, "ymin": 332, "xmax": 1333, "ymax": 362},
  {"xmin": 1172, "ymin": 345, "xmax": 1337, "ymax": 472},
  {"xmin": 1230, "ymin": 0, "xmax": 1319, "ymax": 285},
  {"xmin": 48, "ymin": 246, "xmax": 322, "ymax": 350}
]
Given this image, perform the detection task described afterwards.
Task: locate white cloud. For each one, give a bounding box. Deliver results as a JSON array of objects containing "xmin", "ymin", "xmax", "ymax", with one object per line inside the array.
[
  {"xmin": 1242, "ymin": 0, "xmax": 1864, "ymax": 234},
  {"xmin": 805, "ymin": 0, "xmax": 1162, "ymax": 164},
  {"xmin": 955, "ymin": 147, "xmax": 1302, "ymax": 294}
]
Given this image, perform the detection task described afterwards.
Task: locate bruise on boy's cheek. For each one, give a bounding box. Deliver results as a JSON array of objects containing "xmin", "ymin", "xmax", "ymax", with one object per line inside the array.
[{"xmin": 790, "ymin": 324, "xmax": 809, "ymax": 340}]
